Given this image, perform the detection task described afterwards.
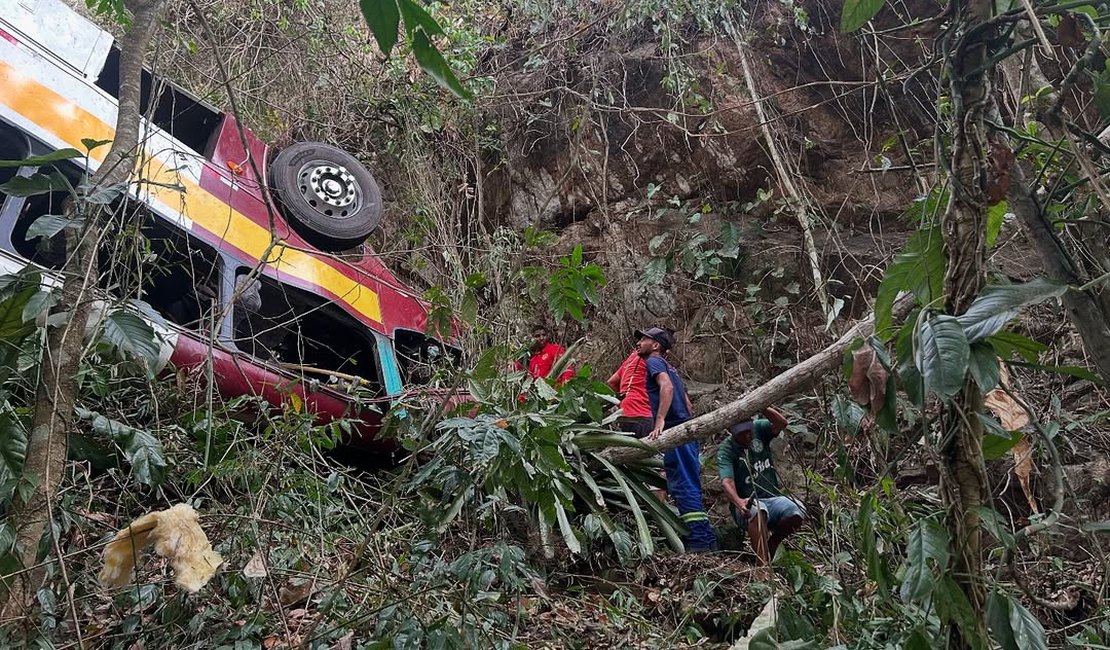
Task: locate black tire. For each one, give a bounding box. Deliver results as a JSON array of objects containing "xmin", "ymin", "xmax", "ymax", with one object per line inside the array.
[{"xmin": 268, "ymin": 142, "xmax": 383, "ymax": 251}]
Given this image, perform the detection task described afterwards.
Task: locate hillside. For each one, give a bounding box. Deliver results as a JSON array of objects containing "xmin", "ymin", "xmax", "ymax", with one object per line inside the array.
[{"xmin": 0, "ymin": 0, "xmax": 1107, "ymax": 647}]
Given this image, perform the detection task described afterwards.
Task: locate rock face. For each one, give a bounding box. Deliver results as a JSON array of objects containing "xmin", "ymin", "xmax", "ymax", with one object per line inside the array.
[{"xmin": 473, "ymin": 1, "xmax": 937, "ymax": 380}]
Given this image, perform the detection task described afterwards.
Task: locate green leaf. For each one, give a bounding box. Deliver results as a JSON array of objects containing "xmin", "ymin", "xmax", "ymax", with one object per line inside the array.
[
  {"xmin": 973, "ymin": 506, "xmax": 1015, "ymax": 549},
  {"xmin": 77, "ymin": 408, "xmax": 166, "ymax": 486},
  {"xmin": 100, "ymin": 309, "xmax": 161, "ymax": 364},
  {"xmin": 957, "ymin": 278, "xmax": 1066, "ymax": 342},
  {"xmin": 397, "ymin": 0, "xmax": 444, "ymax": 37},
  {"xmin": 360, "ymin": 0, "xmax": 400, "ymax": 57},
  {"xmin": 572, "ymin": 433, "xmax": 656, "ymax": 452},
  {"xmin": 875, "ymin": 227, "xmax": 945, "ymax": 334},
  {"xmin": 0, "ymin": 414, "xmax": 28, "ymax": 502},
  {"xmin": 986, "ymin": 202, "xmax": 1009, "ymax": 248},
  {"xmin": 80, "ymin": 180, "xmax": 128, "ymax": 205},
  {"xmin": 0, "ymin": 172, "xmax": 71, "ymax": 197},
  {"xmin": 935, "ymin": 575, "xmax": 980, "ymax": 645},
  {"xmin": 25, "ymin": 214, "xmax": 82, "ymax": 240},
  {"xmin": 981, "ymin": 422, "xmax": 1021, "ymax": 460},
  {"xmin": 987, "ymin": 590, "xmax": 1019, "ymax": 650},
  {"xmin": 21, "ymin": 290, "xmax": 56, "ymax": 324},
  {"xmin": 1007, "ymin": 361, "xmax": 1103, "ymax": 384},
  {"xmin": 859, "ymin": 492, "xmax": 893, "ymax": 597},
  {"xmin": 0, "ymin": 282, "xmax": 39, "ymax": 340},
  {"xmin": 968, "ymin": 341, "xmax": 1000, "ymax": 392},
  {"xmin": 988, "ymin": 331, "xmax": 1046, "ymax": 363},
  {"xmin": 718, "ymin": 221, "xmax": 741, "ymax": 259},
  {"xmin": 595, "ymin": 455, "xmax": 654, "ymax": 555},
  {"xmin": 904, "ymin": 629, "xmax": 932, "ymax": 650},
  {"xmin": 648, "ymin": 233, "xmax": 670, "ymax": 255},
  {"xmin": 553, "ymin": 500, "xmax": 581, "ymax": 554},
  {"xmin": 988, "ymin": 589, "xmax": 1048, "ymax": 650},
  {"xmin": 0, "ymin": 148, "xmax": 82, "ymax": 167},
  {"xmin": 410, "ymin": 30, "xmax": 471, "ymax": 99},
  {"xmin": 81, "ymin": 138, "xmax": 112, "ymax": 152},
  {"xmin": 840, "ymin": 0, "xmax": 886, "ymax": 32},
  {"xmin": 895, "ymin": 318, "xmax": 924, "ymax": 406},
  {"xmin": 899, "ymin": 517, "xmax": 949, "ymax": 603},
  {"xmin": 915, "ymin": 314, "xmax": 969, "ymax": 398}
]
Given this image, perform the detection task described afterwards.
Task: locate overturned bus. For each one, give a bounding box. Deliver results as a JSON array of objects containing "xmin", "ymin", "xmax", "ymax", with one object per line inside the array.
[{"xmin": 0, "ymin": 0, "xmax": 458, "ymax": 453}]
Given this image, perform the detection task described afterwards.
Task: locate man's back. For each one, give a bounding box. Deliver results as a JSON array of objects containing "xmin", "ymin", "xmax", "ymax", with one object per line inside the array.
[
  {"xmin": 645, "ymin": 355, "xmax": 690, "ymax": 426},
  {"xmin": 614, "ymin": 352, "xmax": 652, "ymax": 419}
]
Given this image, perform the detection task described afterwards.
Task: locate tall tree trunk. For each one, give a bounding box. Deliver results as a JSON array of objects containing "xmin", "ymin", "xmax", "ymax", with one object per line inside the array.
[
  {"xmin": 997, "ymin": 50, "xmax": 1110, "ymax": 383},
  {"xmin": 938, "ymin": 0, "xmax": 993, "ymax": 644},
  {"xmin": 0, "ymin": 0, "xmax": 165, "ymax": 620}
]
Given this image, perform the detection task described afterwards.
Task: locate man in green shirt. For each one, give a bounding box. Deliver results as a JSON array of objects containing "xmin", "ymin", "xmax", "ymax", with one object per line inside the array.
[{"xmin": 717, "ymin": 405, "xmax": 806, "ymax": 565}]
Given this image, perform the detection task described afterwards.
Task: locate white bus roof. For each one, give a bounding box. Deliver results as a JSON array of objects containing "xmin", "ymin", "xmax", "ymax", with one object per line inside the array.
[{"xmin": 0, "ymin": 0, "xmax": 113, "ymax": 81}]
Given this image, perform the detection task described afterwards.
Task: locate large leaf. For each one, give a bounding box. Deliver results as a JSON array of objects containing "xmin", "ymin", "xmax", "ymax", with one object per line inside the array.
[
  {"xmin": 397, "ymin": 0, "xmax": 444, "ymax": 37},
  {"xmin": 935, "ymin": 575, "xmax": 981, "ymax": 647},
  {"xmin": 360, "ymin": 0, "xmax": 400, "ymax": 57},
  {"xmin": 988, "ymin": 331, "xmax": 1046, "ymax": 363},
  {"xmin": 840, "ymin": 0, "xmax": 886, "ymax": 32},
  {"xmin": 78, "ymin": 408, "xmax": 166, "ymax": 486},
  {"xmin": 987, "ymin": 589, "xmax": 1048, "ymax": 650},
  {"xmin": 100, "ymin": 309, "xmax": 161, "ymax": 364},
  {"xmin": 0, "ymin": 148, "xmax": 82, "ymax": 167},
  {"xmin": 968, "ymin": 341, "xmax": 1000, "ymax": 392},
  {"xmin": 859, "ymin": 492, "xmax": 893, "ymax": 597},
  {"xmin": 0, "ymin": 171, "xmax": 71, "ymax": 197},
  {"xmin": 895, "ymin": 318, "xmax": 925, "ymax": 406},
  {"xmin": 980, "ymin": 416, "xmax": 1023, "ymax": 460},
  {"xmin": 595, "ymin": 455, "xmax": 654, "ymax": 555},
  {"xmin": 875, "ymin": 227, "xmax": 945, "ymax": 334},
  {"xmin": 0, "ymin": 413, "xmax": 28, "ymax": 502},
  {"xmin": 899, "ymin": 518, "xmax": 949, "ymax": 602},
  {"xmin": 0, "ymin": 282, "xmax": 39, "ymax": 340},
  {"xmin": 915, "ymin": 314, "xmax": 969, "ymax": 398},
  {"xmin": 553, "ymin": 500, "xmax": 581, "ymax": 554},
  {"xmin": 411, "ymin": 30, "xmax": 472, "ymax": 100},
  {"xmin": 25, "ymin": 214, "xmax": 83, "ymax": 240},
  {"xmin": 957, "ymin": 278, "xmax": 1066, "ymax": 342}
]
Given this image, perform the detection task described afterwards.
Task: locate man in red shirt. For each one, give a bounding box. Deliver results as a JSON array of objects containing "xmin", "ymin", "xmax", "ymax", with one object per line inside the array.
[
  {"xmin": 526, "ymin": 325, "xmax": 574, "ymax": 384},
  {"xmin": 607, "ymin": 348, "xmax": 653, "ymax": 437}
]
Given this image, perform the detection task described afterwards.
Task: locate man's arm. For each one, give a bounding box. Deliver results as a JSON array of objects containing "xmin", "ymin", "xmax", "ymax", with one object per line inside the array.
[
  {"xmin": 684, "ymin": 392, "xmax": 694, "ymax": 415},
  {"xmin": 650, "ymin": 371, "xmax": 673, "ymax": 439},
  {"xmin": 606, "ymin": 370, "xmax": 621, "ymax": 393},
  {"xmin": 721, "ymin": 478, "xmax": 750, "ymax": 515},
  {"xmin": 763, "ymin": 405, "xmax": 788, "ymax": 436}
]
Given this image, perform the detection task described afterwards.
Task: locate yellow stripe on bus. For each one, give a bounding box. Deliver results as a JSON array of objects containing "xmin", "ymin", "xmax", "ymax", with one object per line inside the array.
[{"xmin": 0, "ymin": 61, "xmax": 382, "ymax": 323}]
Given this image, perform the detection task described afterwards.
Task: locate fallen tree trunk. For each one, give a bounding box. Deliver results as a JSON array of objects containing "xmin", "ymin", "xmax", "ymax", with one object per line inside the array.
[{"xmin": 606, "ymin": 295, "xmax": 915, "ymax": 464}]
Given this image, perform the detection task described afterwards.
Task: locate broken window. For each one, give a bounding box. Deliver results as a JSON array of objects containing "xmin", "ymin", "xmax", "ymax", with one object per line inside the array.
[
  {"xmin": 87, "ymin": 198, "xmax": 221, "ymax": 330},
  {"xmin": 394, "ymin": 328, "xmax": 462, "ymax": 386},
  {"xmin": 232, "ymin": 274, "xmax": 384, "ymax": 394},
  {"xmin": 96, "ymin": 47, "xmax": 223, "ymax": 154}
]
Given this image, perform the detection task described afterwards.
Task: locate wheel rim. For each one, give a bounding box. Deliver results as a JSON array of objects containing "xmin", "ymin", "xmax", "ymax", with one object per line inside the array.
[{"xmin": 296, "ymin": 160, "xmax": 363, "ymax": 219}]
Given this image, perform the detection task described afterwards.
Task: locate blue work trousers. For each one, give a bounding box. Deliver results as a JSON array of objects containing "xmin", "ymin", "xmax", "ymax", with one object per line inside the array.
[{"xmin": 664, "ymin": 440, "xmax": 716, "ymax": 551}]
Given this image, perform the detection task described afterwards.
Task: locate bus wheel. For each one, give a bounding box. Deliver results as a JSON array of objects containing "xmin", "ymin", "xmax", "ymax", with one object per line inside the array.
[{"xmin": 268, "ymin": 142, "xmax": 382, "ymax": 251}]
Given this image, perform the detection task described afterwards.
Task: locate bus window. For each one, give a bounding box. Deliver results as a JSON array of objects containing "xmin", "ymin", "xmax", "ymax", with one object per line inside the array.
[
  {"xmin": 232, "ymin": 274, "xmax": 384, "ymax": 394},
  {"xmin": 394, "ymin": 328, "xmax": 462, "ymax": 386},
  {"xmin": 7, "ymin": 159, "xmax": 82, "ymax": 270},
  {"xmin": 11, "ymin": 188, "xmax": 72, "ymax": 270},
  {"xmin": 98, "ymin": 208, "xmax": 222, "ymax": 330},
  {"xmin": 96, "ymin": 48, "xmax": 223, "ymax": 154}
]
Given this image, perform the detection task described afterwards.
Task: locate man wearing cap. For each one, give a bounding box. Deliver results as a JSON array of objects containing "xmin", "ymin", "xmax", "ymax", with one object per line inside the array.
[
  {"xmin": 636, "ymin": 327, "xmax": 717, "ymax": 552},
  {"xmin": 718, "ymin": 406, "xmax": 805, "ymax": 565}
]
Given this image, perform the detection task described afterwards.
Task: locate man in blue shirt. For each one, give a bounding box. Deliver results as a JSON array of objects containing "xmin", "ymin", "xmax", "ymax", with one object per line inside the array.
[{"xmin": 635, "ymin": 327, "xmax": 716, "ymax": 552}]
